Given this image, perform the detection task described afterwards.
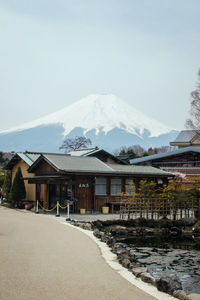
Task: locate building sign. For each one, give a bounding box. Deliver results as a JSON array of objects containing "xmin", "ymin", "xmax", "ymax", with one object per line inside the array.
[
  {"xmin": 78, "ymin": 183, "xmax": 89, "ymax": 188},
  {"xmin": 157, "ymin": 179, "xmax": 163, "ymax": 184}
]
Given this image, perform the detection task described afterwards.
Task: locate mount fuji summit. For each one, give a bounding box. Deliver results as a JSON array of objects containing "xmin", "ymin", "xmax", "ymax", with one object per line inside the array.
[{"xmin": 0, "ymin": 94, "xmax": 178, "ymax": 152}]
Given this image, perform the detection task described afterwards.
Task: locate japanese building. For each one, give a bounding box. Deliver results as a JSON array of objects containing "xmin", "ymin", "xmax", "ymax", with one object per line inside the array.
[
  {"xmin": 170, "ymin": 130, "xmax": 200, "ymax": 149},
  {"xmin": 25, "ymin": 153, "xmax": 173, "ymax": 212},
  {"xmin": 130, "ymin": 146, "xmax": 200, "ymax": 189}
]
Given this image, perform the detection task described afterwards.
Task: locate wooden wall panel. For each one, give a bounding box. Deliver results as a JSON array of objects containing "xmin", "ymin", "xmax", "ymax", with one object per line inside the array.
[{"xmin": 35, "ymin": 161, "xmax": 56, "ymax": 175}]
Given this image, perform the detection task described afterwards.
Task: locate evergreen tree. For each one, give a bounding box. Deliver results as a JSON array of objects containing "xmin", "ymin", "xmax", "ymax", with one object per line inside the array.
[
  {"xmin": 0, "ymin": 152, "xmax": 4, "ymax": 164},
  {"xmin": 2, "ymin": 170, "xmax": 12, "ymax": 199},
  {"xmin": 9, "ymin": 167, "xmax": 26, "ymax": 207}
]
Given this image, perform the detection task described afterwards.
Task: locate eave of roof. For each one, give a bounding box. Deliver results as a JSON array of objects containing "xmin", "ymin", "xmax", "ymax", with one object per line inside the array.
[
  {"xmin": 130, "ymin": 146, "xmax": 200, "ymax": 165},
  {"xmin": 170, "ymin": 142, "xmax": 191, "ymax": 146}
]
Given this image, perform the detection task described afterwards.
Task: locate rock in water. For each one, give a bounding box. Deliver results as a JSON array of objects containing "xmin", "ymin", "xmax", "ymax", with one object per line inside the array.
[{"xmin": 156, "ymin": 276, "xmax": 182, "ymax": 295}]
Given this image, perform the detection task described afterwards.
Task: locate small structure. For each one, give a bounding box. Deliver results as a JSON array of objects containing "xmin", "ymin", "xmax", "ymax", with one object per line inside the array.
[
  {"xmin": 24, "ymin": 153, "xmax": 173, "ymax": 212},
  {"xmin": 115, "ymin": 153, "xmax": 136, "ymax": 164},
  {"xmin": 170, "ymin": 130, "xmax": 200, "ymax": 149}
]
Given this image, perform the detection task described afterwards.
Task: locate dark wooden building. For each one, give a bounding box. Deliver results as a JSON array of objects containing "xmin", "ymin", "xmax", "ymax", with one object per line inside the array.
[
  {"xmin": 170, "ymin": 130, "xmax": 200, "ymax": 149},
  {"xmin": 25, "ymin": 153, "xmax": 173, "ymax": 212},
  {"xmin": 130, "ymin": 146, "xmax": 200, "ymax": 188}
]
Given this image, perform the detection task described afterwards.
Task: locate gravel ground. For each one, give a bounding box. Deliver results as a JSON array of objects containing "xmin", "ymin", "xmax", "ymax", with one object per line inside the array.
[{"xmin": 69, "ymin": 213, "xmax": 121, "ymax": 221}]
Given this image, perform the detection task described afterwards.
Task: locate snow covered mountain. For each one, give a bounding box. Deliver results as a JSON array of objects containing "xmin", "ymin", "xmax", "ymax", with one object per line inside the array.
[{"xmin": 0, "ymin": 94, "xmax": 178, "ymax": 152}]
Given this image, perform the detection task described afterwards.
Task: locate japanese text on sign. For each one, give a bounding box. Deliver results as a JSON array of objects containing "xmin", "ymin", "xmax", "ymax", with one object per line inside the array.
[{"xmin": 78, "ymin": 183, "xmax": 89, "ymax": 188}]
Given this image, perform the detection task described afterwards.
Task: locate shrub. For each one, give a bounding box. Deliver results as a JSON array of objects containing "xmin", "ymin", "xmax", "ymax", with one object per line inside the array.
[{"xmin": 194, "ymin": 220, "xmax": 200, "ymax": 228}]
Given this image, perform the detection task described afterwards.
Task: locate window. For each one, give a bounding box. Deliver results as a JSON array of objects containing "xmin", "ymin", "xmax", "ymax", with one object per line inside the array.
[
  {"xmin": 111, "ymin": 178, "xmax": 121, "ymax": 195},
  {"xmin": 125, "ymin": 179, "xmax": 136, "ymax": 194},
  {"xmin": 96, "ymin": 178, "xmax": 107, "ymax": 195}
]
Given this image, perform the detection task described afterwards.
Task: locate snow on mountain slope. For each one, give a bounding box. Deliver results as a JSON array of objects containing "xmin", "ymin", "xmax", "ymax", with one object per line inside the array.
[{"xmin": 0, "ymin": 94, "xmax": 173, "ymax": 137}]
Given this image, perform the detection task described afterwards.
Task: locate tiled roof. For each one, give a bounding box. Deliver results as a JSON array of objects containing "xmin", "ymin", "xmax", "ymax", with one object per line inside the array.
[
  {"xmin": 110, "ymin": 164, "xmax": 172, "ymax": 176},
  {"xmin": 42, "ymin": 154, "xmax": 113, "ymax": 173}
]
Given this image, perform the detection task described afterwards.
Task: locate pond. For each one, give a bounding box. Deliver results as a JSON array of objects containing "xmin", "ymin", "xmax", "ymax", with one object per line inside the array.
[
  {"xmin": 116, "ymin": 234, "xmax": 200, "ymax": 294},
  {"xmin": 118, "ymin": 234, "xmax": 200, "ymax": 251}
]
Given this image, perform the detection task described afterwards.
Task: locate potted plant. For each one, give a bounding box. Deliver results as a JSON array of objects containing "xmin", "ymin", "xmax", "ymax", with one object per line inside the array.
[
  {"xmin": 102, "ymin": 206, "xmax": 109, "ymax": 214},
  {"xmin": 80, "ymin": 208, "xmax": 86, "ymax": 214}
]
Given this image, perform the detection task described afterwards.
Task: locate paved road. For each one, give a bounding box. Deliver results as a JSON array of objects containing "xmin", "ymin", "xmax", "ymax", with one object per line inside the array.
[{"xmin": 0, "ymin": 207, "xmax": 156, "ymax": 300}]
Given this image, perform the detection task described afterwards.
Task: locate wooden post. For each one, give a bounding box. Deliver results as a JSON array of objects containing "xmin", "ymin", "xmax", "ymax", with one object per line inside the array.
[
  {"xmin": 43, "ymin": 184, "xmax": 48, "ymax": 209},
  {"xmin": 35, "ymin": 200, "xmax": 39, "ymax": 214}
]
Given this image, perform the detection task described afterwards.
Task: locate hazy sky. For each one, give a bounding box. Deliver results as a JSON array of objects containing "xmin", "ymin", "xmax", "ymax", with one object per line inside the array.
[{"xmin": 0, "ymin": 0, "xmax": 200, "ymax": 131}]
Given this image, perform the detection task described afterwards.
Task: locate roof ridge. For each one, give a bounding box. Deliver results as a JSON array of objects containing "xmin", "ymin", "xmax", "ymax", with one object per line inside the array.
[
  {"xmin": 69, "ymin": 147, "xmax": 98, "ymax": 152},
  {"xmin": 25, "ymin": 151, "xmax": 70, "ymax": 156}
]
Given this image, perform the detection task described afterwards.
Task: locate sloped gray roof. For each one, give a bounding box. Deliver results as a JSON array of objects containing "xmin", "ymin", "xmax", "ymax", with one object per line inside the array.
[
  {"xmin": 5, "ymin": 152, "xmax": 65, "ymax": 169},
  {"xmin": 5, "ymin": 152, "xmax": 39, "ymax": 169},
  {"xmin": 34, "ymin": 154, "xmax": 173, "ymax": 176},
  {"xmin": 130, "ymin": 146, "xmax": 200, "ymax": 165},
  {"xmin": 43, "ymin": 154, "xmax": 113, "ymax": 173},
  {"xmin": 172, "ymin": 130, "xmax": 198, "ymax": 143},
  {"xmin": 110, "ymin": 164, "xmax": 172, "ymax": 176},
  {"xmin": 17, "ymin": 153, "xmax": 33, "ymax": 166},
  {"xmin": 25, "ymin": 153, "xmax": 41, "ymax": 163}
]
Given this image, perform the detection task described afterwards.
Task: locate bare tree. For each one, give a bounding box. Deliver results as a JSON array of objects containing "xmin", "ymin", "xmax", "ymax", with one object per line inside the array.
[
  {"xmin": 186, "ymin": 69, "xmax": 200, "ymax": 130},
  {"xmin": 59, "ymin": 136, "xmax": 92, "ymax": 153}
]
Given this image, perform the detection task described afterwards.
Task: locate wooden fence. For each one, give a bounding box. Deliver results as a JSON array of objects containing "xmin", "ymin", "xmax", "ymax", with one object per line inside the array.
[{"xmin": 119, "ymin": 197, "xmax": 200, "ymax": 220}]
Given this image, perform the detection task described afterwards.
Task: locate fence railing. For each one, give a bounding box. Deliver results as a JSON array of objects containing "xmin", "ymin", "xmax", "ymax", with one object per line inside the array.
[{"xmin": 119, "ymin": 197, "xmax": 200, "ymax": 220}]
